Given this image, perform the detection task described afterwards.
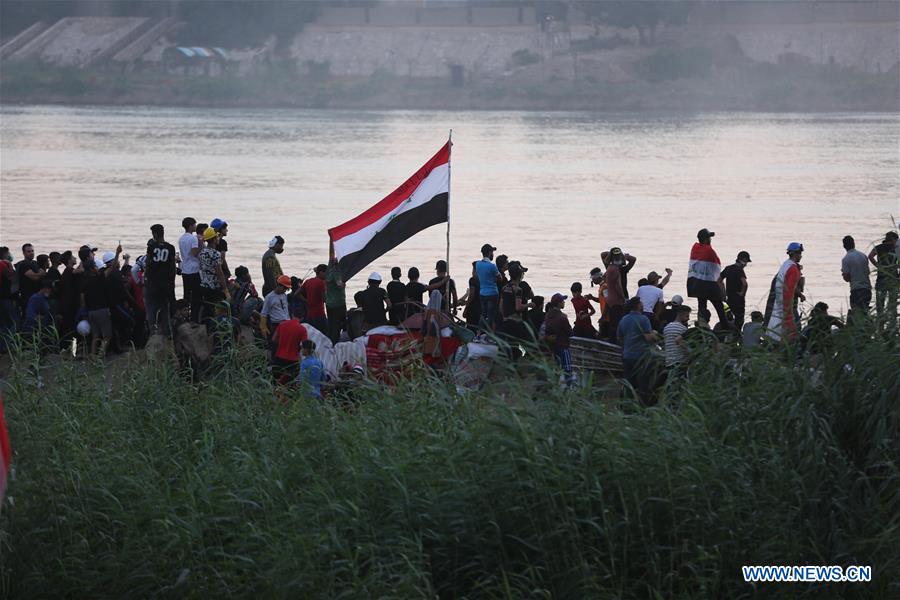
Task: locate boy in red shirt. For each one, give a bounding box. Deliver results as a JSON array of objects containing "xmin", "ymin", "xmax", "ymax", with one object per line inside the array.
[
  {"xmin": 300, "ymin": 264, "xmax": 328, "ymax": 334},
  {"xmin": 271, "ymin": 305, "xmax": 308, "ymax": 384}
]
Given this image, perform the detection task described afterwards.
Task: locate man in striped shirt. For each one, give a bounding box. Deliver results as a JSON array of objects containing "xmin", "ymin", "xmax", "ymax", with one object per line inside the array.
[{"xmin": 664, "ymin": 304, "xmax": 692, "ymax": 375}]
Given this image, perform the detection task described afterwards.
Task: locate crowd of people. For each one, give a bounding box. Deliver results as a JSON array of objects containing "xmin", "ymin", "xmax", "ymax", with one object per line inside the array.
[{"xmin": 0, "ymin": 217, "xmax": 897, "ymax": 398}]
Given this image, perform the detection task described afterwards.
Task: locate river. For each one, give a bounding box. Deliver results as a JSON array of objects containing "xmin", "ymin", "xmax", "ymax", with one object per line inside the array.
[{"xmin": 1, "ymin": 105, "xmax": 898, "ymax": 317}]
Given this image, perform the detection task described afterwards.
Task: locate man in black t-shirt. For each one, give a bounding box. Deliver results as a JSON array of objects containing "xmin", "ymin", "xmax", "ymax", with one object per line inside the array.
[
  {"xmin": 354, "ymin": 272, "xmax": 390, "ymax": 330},
  {"xmin": 15, "ymin": 243, "xmax": 46, "ymax": 315},
  {"xmin": 405, "ymin": 267, "xmax": 428, "ymax": 319},
  {"xmin": 427, "ymin": 260, "xmax": 457, "ymax": 314},
  {"xmin": 145, "ymin": 224, "xmax": 177, "ymax": 337},
  {"xmin": 719, "ymin": 251, "xmax": 751, "ymax": 332},
  {"xmin": 386, "ymin": 267, "xmax": 406, "ymax": 325}
]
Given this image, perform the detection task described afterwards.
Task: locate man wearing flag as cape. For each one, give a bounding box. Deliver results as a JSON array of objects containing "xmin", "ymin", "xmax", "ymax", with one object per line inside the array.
[{"xmin": 328, "ymin": 139, "xmax": 452, "ymax": 285}]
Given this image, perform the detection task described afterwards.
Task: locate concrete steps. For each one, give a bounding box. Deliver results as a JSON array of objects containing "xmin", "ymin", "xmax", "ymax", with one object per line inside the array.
[
  {"xmin": 111, "ymin": 17, "xmax": 178, "ymax": 63},
  {"xmin": 7, "ymin": 17, "xmax": 73, "ymax": 61},
  {"xmin": 0, "ymin": 21, "xmax": 49, "ymax": 61},
  {"xmin": 84, "ymin": 17, "xmax": 156, "ymax": 67}
]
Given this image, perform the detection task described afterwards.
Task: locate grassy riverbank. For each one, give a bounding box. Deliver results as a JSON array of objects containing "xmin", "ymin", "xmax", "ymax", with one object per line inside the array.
[
  {"xmin": 0, "ymin": 319, "xmax": 898, "ymax": 598},
  {"xmin": 1, "ymin": 59, "xmax": 897, "ymax": 112}
]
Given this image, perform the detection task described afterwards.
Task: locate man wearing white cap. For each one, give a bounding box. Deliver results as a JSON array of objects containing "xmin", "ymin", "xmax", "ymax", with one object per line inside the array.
[
  {"xmin": 261, "ymin": 236, "xmax": 285, "ymax": 297},
  {"xmin": 353, "ymin": 272, "xmax": 390, "ymax": 332}
]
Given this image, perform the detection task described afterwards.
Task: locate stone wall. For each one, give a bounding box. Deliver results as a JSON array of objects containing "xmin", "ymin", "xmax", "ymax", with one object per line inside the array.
[
  {"xmin": 291, "ymin": 26, "xmax": 549, "ymax": 79},
  {"xmin": 665, "ymin": 22, "xmax": 900, "ymax": 73}
]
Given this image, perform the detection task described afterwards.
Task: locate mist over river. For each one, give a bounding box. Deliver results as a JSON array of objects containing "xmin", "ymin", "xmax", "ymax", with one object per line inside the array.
[{"xmin": 1, "ymin": 105, "xmax": 898, "ymax": 317}]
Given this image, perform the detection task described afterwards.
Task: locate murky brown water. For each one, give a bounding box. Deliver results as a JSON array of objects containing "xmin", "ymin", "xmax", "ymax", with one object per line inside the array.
[{"xmin": 2, "ymin": 105, "xmax": 898, "ymax": 317}]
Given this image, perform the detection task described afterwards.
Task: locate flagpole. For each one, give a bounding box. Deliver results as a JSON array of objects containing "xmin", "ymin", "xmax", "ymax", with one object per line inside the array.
[{"xmin": 446, "ymin": 129, "xmax": 452, "ymax": 314}]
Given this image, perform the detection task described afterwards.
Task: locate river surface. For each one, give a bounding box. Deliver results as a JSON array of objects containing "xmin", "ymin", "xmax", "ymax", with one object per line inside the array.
[{"xmin": 1, "ymin": 105, "xmax": 898, "ymax": 317}]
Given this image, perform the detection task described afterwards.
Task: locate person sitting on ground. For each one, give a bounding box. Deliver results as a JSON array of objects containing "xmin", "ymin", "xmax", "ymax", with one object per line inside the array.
[
  {"xmin": 659, "ymin": 295, "xmax": 685, "ymax": 330},
  {"xmin": 22, "ymin": 277, "xmax": 56, "ymax": 345},
  {"xmin": 271, "ymin": 305, "xmax": 308, "ymax": 385},
  {"xmin": 543, "ymin": 293, "xmax": 576, "ymax": 386},
  {"xmin": 229, "ymin": 265, "xmax": 260, "ymax": 324},
  {"xmin": 636, "ymin": 277, "xmax": 665, "ymax": 329},
  {"xmin": 261, "ymin": 274, "xmax": 292, "ymax": 353},
  {"xmin": 387, "ymin": 267, "xmax": 406, "ymax": 325},
  {"xmin": 354, "ymin": 272, "xmax": 390, "ymax": 331},
  {"xmin": 206, "ymin": 300, "xmax": 240, "ymax": 359},
  {"xmin": 663, "ymin": 304, "xmax": 692, "ymax": 378},
  {"xmin": 570, "ymin": 282, "xmax": 597, "ymax": 338},
  {"xmin": 297, "ymin": 339, "xmax": 325, "ymax": 400},
  {"xmin": 801, "ymin": 302, "xmax": 844, "ymax": 358},
  {"xmin": 300, "ymin": 264, "xmax": 329, "ymax": 334},
  {"xmin": 405, "ymin": 267, "xmax": 428, "ymax": 319},
  {"xmin": 742, "ymin": 311, "xmax": 765, "ymax": 350},
  {"xmin": 617, "ymin": 296, "xmax": 660, "ymax": 405}
]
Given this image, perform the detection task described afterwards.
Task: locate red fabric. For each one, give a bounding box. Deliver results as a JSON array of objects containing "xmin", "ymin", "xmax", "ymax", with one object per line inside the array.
[
  {"xmin": 301, "ymin": 278, "xmax": 326, "ymax": 319},
  {"xmin": 129, "ymin": 279, "xmax": 145, "ymax": 311},
  {"xmin": 273, "ymin": 320, "xmax": 308, "ymax": 362},
  {"xmin": 570, "ymin": 295, "xmax": 594, "ymax": 326},
  {"xmin": 782, "ymin": 262, "xmax": 801, "ymax": 338},
  {"xmin": 0, "ymin": 394, "xmax": 10, "ymax": 501},
  {"xmin": 0, "ymin": 261, "xmax": 13, "ymax": 283},
  {"xmin": 328, "ymin": 142, "xmax": 451, "ymax": 241},
  {"xmin": 689, "ymin": 242, "xmax": 721, "ymax": 264}
]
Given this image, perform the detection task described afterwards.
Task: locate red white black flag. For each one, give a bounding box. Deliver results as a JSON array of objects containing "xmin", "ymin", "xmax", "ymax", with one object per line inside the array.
[{"xmin": 329, "ymin": 142, "xmax": 450, "ymax": 281}]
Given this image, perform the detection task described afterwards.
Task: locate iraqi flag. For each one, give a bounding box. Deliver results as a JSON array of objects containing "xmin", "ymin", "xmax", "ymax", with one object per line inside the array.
[
  {"xmin": 329, "ymin": 142, "xmax": 450, "ymax": 281},
  {"xmin": 686, "ymin": 242, "xmax": 722, "ymax": 298},
  {"xmin": 0, "ymin": 394, "xmax": 10, "ymax": 504}
]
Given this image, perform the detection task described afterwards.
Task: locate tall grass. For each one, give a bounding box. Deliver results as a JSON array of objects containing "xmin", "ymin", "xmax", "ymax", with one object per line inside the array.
[{"xmin": 0, "ymin": 318, "xmax": 897, "ymax": 598}]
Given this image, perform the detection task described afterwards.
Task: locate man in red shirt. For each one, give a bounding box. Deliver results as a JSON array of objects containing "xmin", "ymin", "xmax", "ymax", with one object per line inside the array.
[
  {"xmin": 300, "ymin": 264, "xmax": 329, "ymax": 335},
  {"xmin": 604, "ymin": 247, "xmax": 626, "ymax": 344},
  {"xmin": 271, "ymin": 305, "xmax": 308, "ymax": 384}
]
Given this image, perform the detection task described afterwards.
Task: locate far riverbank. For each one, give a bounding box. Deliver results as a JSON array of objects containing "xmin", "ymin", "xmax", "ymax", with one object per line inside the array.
[{"xmin": 2, "ymin": 60, "xmax": 898, "ymax": 112}]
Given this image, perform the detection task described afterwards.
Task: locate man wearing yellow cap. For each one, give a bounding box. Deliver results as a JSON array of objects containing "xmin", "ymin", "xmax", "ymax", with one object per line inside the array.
[{"xmin": 198, "ymin": 227, "xmax": 230, "ymax": 321}]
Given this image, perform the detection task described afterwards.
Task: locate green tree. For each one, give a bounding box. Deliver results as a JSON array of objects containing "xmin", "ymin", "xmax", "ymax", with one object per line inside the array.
[{"xmin": 573, "ymin": 0, "xmax": 691, "ymax": 46}]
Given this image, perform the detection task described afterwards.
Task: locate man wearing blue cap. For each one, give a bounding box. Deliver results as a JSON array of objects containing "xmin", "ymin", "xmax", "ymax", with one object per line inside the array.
[
  {"xmin": 764, "ymin": 242, "xmax": 804, "ymax": 342},
  {"xmin": 210, "ymin": 218, "xmax": 230, "ymax": 279}
]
